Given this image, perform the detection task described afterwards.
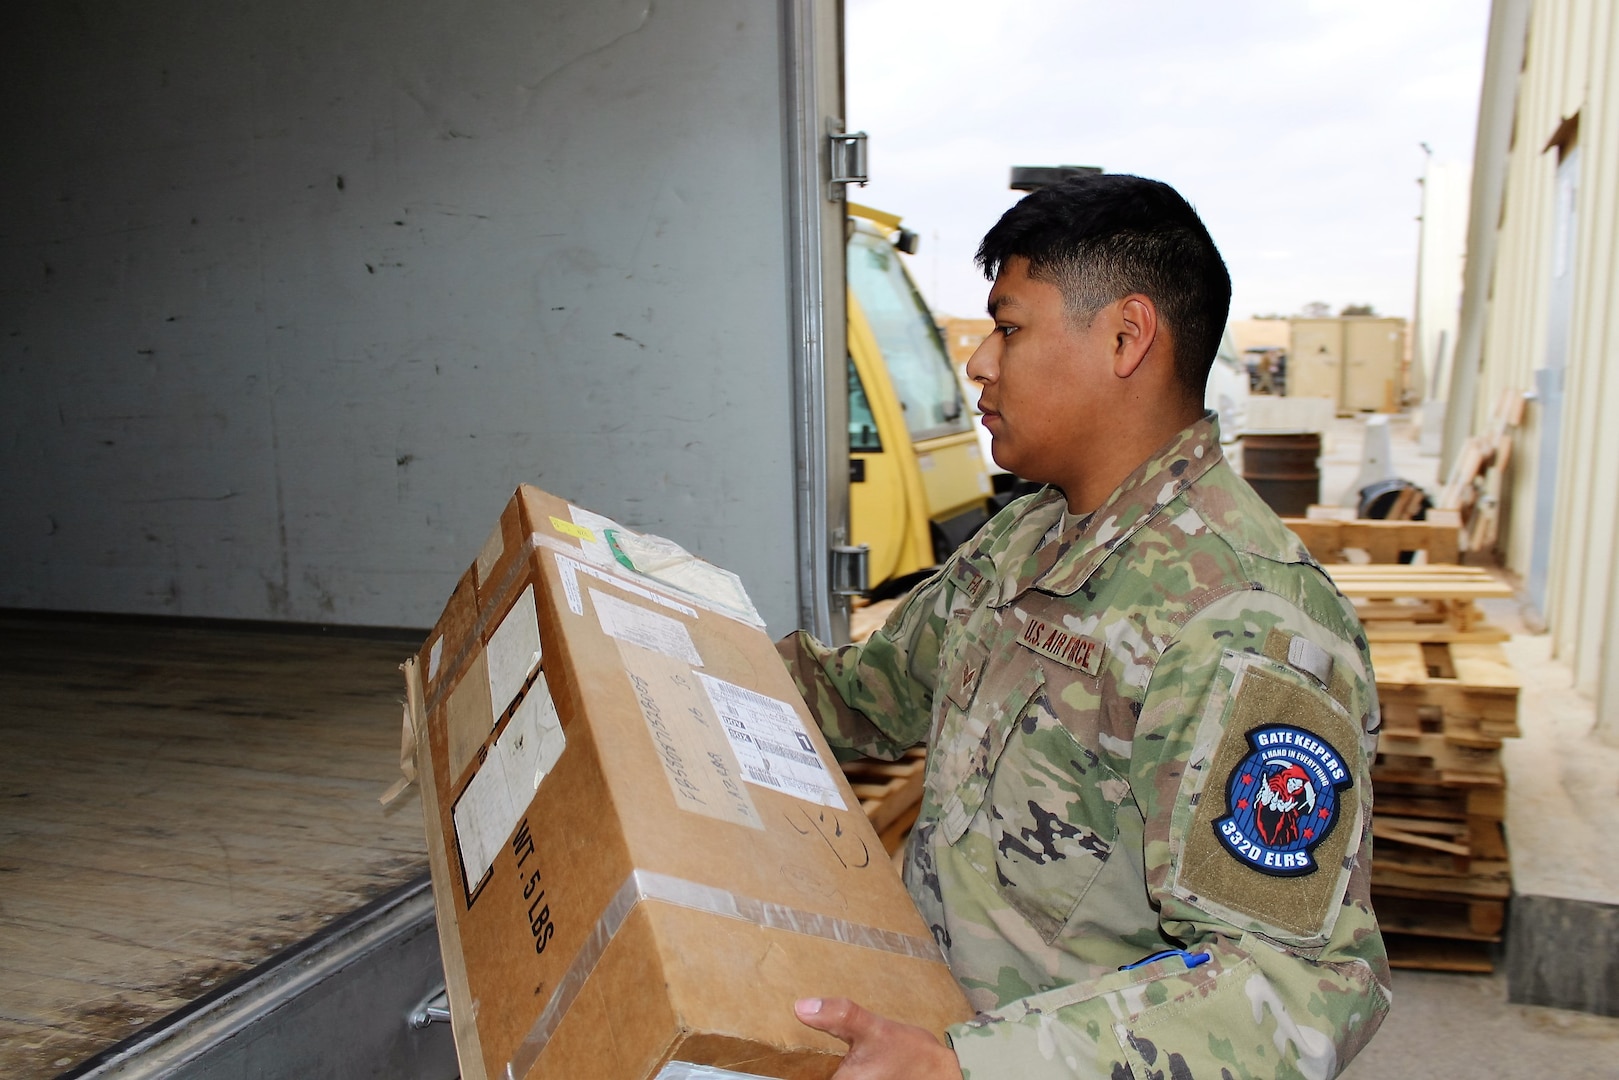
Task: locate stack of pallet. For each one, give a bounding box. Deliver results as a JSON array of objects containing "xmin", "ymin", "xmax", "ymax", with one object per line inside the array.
[
  {"xmin": 1285, "ymin": 512, "xmax": 1461, "ymax": 565},
  {"xmin": 839, "ymin": 747, "xmax": 928, "ymax": 863},
  {"xmin": 1324, "ymin": 560, "xmax": 1520, "ymax": 971}
]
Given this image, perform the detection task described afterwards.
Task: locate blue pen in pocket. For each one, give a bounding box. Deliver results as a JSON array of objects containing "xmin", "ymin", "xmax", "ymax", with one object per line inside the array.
[{"xmin": 1120, "ymin": 948, "xmax": 1212, "ymax": 972}]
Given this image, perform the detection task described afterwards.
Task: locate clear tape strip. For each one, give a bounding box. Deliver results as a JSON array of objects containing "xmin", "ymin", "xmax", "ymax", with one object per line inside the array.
[
  {"xmin": 654, "ymin": 1064, "xmax": 770, "ymax": 1080},
  {"xmin": 528, "ymin": 531, "xmax": 767, "ymax": 628},
  {"xmin": 425, "ymin": 532, "xmax": 541, "ymax": 718},
  {"xmin": 427, "ymin": 520, "xmax": 770, "ymax": 717},
  {"xmin": 505, "ymin": 868, "xmax": 942, "ymax": 1079}
]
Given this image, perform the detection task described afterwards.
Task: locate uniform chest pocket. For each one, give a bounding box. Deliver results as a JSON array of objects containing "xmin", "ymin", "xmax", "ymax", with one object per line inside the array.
[{"xmin": 985, "ymin": 692, "xmax": 1130, "ymax": 944}]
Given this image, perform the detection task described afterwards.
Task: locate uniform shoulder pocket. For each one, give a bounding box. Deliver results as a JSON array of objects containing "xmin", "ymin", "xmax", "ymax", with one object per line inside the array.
[{"xmin": 1172, "ymin": 650, "xmax": 1366, "ymax": 945}]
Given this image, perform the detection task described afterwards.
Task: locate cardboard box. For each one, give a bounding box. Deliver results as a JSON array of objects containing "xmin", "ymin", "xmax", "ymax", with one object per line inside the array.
[{"xmin": 404, "ymin": 485, "xmax": 971, "ymax": 1080}]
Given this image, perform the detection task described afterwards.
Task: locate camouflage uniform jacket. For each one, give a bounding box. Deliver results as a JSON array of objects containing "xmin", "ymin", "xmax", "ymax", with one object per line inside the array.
[{"xmin": 780, "ymin": 415, "xmax": 1391, "ymax": 1079}]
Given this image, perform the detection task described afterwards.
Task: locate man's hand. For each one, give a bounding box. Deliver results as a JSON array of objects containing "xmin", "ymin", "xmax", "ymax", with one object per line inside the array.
[{"xmin": 794, "ymin": 997, "xmax": 963, "ymax": 1079}]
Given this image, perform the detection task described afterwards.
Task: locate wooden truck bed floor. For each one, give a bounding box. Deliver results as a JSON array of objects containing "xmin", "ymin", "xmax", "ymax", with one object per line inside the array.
[{"xmin": 0, "ymin": 615, "xmax": 428, "ymax": 1079}]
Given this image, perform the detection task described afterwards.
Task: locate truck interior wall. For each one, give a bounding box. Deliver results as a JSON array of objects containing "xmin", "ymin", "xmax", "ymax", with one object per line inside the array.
[{"xmin": 0, "ymin": 0, "xmax": 806, "ymax": 634}]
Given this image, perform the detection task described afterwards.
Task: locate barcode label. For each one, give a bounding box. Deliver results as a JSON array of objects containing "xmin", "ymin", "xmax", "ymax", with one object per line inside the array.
[{"xmin": 696, "ymin": 673, "xmax": 846, "ymax": 810}]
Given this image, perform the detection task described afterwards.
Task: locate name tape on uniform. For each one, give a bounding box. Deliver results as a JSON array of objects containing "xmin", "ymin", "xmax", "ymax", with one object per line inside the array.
[{"xmin": 1016, "ymin": 616, "xmax": 1105, "ymax": 677}]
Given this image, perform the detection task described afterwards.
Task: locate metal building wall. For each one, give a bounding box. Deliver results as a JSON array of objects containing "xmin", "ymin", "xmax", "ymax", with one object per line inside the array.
[
  {"xmin": 0, "ymin": 0, "xmax": 814, "ymax": 634},
  {"xmin": 1412, "ymin": 159, "xmax": 1470, "ymax": 407},
  {"xmin": 1459, "ymin": 0, "xmax": 1619, "ymax": 740}
]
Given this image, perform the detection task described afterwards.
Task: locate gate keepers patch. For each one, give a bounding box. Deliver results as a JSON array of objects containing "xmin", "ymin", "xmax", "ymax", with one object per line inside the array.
[
  {"xmin": 1017, "ymin": 616, "xmax": 1105, "ymax": 676},
  {"xmin": 1177, "ymin": 660, "xmax": 1364, "ymax": 941},
  {"xmin": 1213, "ymin": 725, "xmax": 1352, "ymax": 876}
]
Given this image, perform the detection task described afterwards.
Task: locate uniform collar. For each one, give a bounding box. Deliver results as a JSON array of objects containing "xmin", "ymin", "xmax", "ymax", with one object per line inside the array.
[{"xmin": 993, "ymin": 412, "xmax": 1226, "ymax": 604}]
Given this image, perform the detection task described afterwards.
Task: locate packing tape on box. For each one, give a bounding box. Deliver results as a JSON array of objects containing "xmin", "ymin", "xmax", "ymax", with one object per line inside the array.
[
  {"xmin": 426, "ymin": 533, "xmax": 543, "ymax": 718},
  {"xmin": 427, "ymin": 529, "xmax": 762, "ymax": 718},
  {"xmin": 653, "ymin": 1065, "xmax": 769, "ymax": 1080},
  {"xmin": 506, "ymin": 868, "xmax": 944, "ymax": 1078}
]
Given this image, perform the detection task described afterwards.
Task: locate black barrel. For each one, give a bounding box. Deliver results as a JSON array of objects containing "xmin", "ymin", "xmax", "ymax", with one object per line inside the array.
[{"xmin": 1241, "ymin": 432, "xmax": 1321, "ymax": 516}]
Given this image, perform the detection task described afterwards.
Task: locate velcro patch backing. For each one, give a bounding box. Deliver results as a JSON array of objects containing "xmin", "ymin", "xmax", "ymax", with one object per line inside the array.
[{"xmin": 1178, "ymin": 661, "xmax": 1363, "ymax": 940}]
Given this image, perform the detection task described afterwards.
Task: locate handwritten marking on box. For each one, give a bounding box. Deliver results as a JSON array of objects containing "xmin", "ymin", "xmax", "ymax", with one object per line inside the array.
[
  {"xmin": 619, "ymin": 643, "xmax": 762, "ymax": 830},
  {"xmin": 549, "ymin": 515, "xmax": 597, "ymax": 544}
]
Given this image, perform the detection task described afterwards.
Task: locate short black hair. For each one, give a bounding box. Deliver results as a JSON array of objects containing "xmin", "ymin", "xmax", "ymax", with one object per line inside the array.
[{"xmin": 976, "ymin": 173, "xmax": 1231, "ymax": 399}]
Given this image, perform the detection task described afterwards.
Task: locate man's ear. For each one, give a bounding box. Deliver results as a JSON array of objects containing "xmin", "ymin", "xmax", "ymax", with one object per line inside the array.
[{"xmin": 1112, "ymin": 294, "xmax": 1159, "ymax": 379}]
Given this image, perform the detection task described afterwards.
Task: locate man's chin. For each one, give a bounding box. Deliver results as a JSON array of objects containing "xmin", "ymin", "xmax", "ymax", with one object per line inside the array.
[{"xmin": 987, "ymin": 441, "xmax": 1015, "ymax": 476}]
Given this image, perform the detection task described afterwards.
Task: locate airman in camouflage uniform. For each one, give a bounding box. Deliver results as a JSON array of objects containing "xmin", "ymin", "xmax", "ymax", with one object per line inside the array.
[{"xmin": 785, "ymin": 174, "xmax": 1389, "ymax": 1079}]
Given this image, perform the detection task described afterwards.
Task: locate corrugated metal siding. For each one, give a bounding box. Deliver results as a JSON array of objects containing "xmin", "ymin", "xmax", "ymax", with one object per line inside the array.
[
  {"xmin": 1463, "ymin": 0, "xmax": 1619, "ymax": 737},
  {"xmin": 1568, "ymin": 0, "xmax": 1619, "ymax": 726},
  {"xmin": 1474, "ymin": 1, "xmax": 1555, "ymax": 579}
]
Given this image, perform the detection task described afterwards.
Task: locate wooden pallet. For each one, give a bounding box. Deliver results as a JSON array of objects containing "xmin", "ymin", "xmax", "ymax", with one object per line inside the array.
[
  {"xmin": 1372, "ymin": 875, "xmax": 1509, "ymax": 927},
  {"xmin": 1438, "ymin": 390, "xmax": 1526, "ymax": 559},
  {"xmin": 1324, "ymin": 564, "xmax": 1514, "ymax": 641},
  {"xmin": 1375, "ymin": 781, "xmax": 1505, "ymax": 822},
  {"xmin": 1383, "ymin": 934, "xmax": 1495, "ymax": 973},
  {"xmin": 1285, "ymin": 516, "xmax": 1461, "ymax": 565},
  {"xmin": 1372, "ymin": 640, "xmax": 1521, "ymax": 742},
  {"xmin": 1373, "ymin": 817, "xmax": 1509, "ymax": 879},
  {"xmin": 840, "ymin": 746, "xmax": 927, "ymax": 855},
  {"xmin": 1374, "ymin": 812, "xmax": 1507, "ymax": 859},
  {"xmin": 1376, "ymin": 836, "xmax": 1509, "ymax": 974},
  {"xmin": 1372, "ymin": 865, "xmax": 1512, "ymax": 904},
  {"xmin": 1373, "ymin": 734, "xmax": 1505, "ymax": 788}
]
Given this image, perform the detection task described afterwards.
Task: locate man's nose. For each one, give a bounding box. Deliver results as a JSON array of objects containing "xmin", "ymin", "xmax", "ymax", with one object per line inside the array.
[{"xmin": 964, "ymin": 332, "xmax": 998, "ymax": 384}]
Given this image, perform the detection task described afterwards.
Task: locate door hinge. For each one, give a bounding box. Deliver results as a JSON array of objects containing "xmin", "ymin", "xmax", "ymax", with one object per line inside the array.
[
  {"xmin": 830, "ymin": 545, "xmax": 870, "ymax": 596},
  {"xmin": 827, "ymin": 123, "xmax": 869, "ymax": 200},
  {"xmin": 408, "ymin": 986, "xmax": 450, "ymax": 1029}
]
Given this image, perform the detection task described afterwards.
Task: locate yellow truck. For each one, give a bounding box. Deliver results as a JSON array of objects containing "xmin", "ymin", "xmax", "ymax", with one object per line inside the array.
[{"xmin": 846, "ymin": 203, "xmax": 993, "ymax": 595}]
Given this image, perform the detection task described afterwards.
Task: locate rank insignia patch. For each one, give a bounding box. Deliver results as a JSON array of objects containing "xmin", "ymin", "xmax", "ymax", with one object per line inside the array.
[{"xmin": 1213, "ymin": 724, "xmax": 1352, "ymax": 877}]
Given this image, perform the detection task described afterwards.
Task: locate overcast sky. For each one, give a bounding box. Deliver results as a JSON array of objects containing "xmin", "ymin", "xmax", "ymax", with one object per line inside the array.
[{"xmin": 845, "ymin": 0, "xmax": 1491, "ymax": 323}]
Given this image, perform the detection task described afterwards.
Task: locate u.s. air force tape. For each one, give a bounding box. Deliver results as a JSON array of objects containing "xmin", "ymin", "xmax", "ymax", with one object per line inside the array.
[{"xmin": 504, "ymin": 869, "xmax": 943, "ymax": 1079}]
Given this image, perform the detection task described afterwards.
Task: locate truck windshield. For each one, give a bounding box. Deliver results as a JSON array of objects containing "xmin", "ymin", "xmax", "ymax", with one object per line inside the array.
[{"xmin": 848, "ymin": 230, "xmax": 969, "ymax": 441}]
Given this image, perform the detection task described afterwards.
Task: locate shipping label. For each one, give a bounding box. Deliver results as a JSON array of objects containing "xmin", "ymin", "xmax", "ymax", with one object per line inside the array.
[
  {"xmin": 485, "ymin": 585, "xmax": 542, "ymax": 717},
  {"xmin": 696, "ymin": 674, "xmax": 847, "ymax": 810},
  {"xmin": 452, "ymin": 671, "xmax": 566, "ymax": 901},
  {"xmin": 591, "ymin": 588, "xmax": 703, "ymax": 667}
]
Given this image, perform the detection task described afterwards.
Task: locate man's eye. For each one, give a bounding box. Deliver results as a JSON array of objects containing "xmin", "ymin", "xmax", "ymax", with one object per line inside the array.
[{"xmin": 998, "ymin": 325, "xmax": 1017, "ymax": 338}]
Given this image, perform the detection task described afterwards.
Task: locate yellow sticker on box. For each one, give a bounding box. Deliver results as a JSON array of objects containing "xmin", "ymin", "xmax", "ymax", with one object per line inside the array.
[{"xmin": 550, "ymin": 516, "xmax": 597, "ymax": 544}]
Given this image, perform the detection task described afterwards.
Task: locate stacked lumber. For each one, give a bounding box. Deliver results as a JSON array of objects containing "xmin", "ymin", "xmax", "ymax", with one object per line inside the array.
[
  {"xmin": 1326, "ymin": 563, "xmax": 1515, "ymax": 643},
  {"xmin": 1321, "ymin": 563, "xmax": 1521, "ymax": 971},
  {"xmin": 840, "ymin": 747, "xmax": 928, "ymax": 859},
  {"xmin": 849, "ymin": 596, "xmax": 901, "ymax": 645},
  {"xmin": 1438, "ymin": 390, "xmax": 1526, "ymax": 558}
]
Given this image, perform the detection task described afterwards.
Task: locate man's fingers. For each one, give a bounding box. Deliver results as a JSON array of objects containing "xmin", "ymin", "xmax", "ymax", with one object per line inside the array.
[{"xmin": 794, "ymin": 996, "xmax": 879, "ymax": 1045}]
